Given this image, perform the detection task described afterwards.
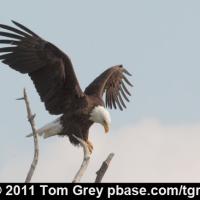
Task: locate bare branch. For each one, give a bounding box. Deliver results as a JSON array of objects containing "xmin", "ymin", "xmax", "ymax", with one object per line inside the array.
[
  {"xmin": 17, "ymin": 88, "xmax": 39, "ymax": 183},
  {"xmin": 72, "ymin": 135, "xmax": 91, "ymax": 183},
  {"xmin": 95, "ymin": 153, "xmax": 114, "ymax": 183}
]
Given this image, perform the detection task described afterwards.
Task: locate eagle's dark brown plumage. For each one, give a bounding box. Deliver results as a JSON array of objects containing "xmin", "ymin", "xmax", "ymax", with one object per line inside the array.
[{"xmin": 0, "ymin": 21, "xmax": 132, "ymax": 152}]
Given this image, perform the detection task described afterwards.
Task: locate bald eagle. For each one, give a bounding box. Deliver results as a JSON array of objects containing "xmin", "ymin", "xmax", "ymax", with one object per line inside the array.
[{"xmin": 0, "ymin": 21, "xmax": 132, "ymax": 153}]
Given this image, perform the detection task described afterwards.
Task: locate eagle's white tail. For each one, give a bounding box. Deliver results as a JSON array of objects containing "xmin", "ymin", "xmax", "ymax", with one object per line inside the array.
[{"xmin": 26, "ymin": 117, "xmax": 63, "ymax": 139}]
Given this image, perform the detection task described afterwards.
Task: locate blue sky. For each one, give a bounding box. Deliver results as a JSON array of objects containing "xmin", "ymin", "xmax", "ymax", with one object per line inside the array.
[{"xmin": 1, "ymin": 0, "xmax": 200, "ymax": 182}]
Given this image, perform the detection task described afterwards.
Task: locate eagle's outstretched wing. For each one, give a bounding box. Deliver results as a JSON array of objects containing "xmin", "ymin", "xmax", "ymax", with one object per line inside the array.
[
  {"xmin": 84, "ymin": 65, "xmax": 133, "ymax": 110},
  {"xmin": 0, "ymin": 21, "xmax": 83, "ymax": 114}
]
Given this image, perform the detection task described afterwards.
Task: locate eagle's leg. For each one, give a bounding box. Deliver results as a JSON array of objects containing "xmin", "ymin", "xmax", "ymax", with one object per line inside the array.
[{"xmin": 86, "ymin": 140, "xmax": 93, "ymax": 154}]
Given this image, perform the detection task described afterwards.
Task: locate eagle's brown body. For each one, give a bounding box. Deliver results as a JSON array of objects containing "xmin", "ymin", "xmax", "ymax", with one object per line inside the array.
[
  {"xmin": 0, "ymin": 21, "xmax": 132, "ymax": 150},
  {"xmin": 61, "ymin": 95, "xmax": 104, "ymax": 145}
]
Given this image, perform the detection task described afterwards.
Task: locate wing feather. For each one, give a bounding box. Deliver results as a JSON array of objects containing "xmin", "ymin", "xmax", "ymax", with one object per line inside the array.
[
  {"xmin": 120, "ymin": 86, "xmax": 130, "ymax": 102},
  {"xmin": 118, "ymin": 92, "xmax": 126, "ymax": 109},
  {"xmin": 0, "ymin": 39, "xmax": 20, "ymax": 45},
  {"xmin": 0, "ymin": 31, "xmax": 24, "ymax": 40},
  {"xmin": 121, "ymin": 81, "xmax": 131, "ymax": 96}
]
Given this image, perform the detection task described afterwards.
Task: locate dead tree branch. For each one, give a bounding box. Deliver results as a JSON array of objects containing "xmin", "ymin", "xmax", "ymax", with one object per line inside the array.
[
  {"xmin": 72, "ymin": 135, "xmax": 91, "ymax": 183},
  {"xmin": 17, "ymin": 88, "xmax": 39, "ymax": 183},
  {"xmin": 95, "ymin": 153, "xmax": 115, "ymax": 183}
]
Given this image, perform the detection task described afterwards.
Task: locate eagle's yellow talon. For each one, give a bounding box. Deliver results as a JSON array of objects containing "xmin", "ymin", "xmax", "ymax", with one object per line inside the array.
[{"xmin": 86, "ymin": 140, "xmax": 93, "ymax": 154}]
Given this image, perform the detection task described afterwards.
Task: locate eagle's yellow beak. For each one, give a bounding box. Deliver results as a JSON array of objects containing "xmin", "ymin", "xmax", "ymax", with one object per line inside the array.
[{"xmin": 103, "ymin": 121, "xmax": 109, "ymax": 133}]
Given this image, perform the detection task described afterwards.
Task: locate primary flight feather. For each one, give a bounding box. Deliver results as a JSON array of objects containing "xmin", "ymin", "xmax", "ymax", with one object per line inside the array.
[{"xmin": 0, "ymin": 21, "xmax": 133, "ymax": 152}]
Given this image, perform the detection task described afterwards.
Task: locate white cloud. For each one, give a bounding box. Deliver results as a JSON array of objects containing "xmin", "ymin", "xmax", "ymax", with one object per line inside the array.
[{"xmin": 1, "ymin": 119, "xmax": 200, "ymax": 182}]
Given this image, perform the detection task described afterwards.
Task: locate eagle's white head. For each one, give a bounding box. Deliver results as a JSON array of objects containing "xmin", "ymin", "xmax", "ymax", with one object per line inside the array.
[{"xmin": 89, "ymin": 105, "xmax": 111, "ymax": 133}]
